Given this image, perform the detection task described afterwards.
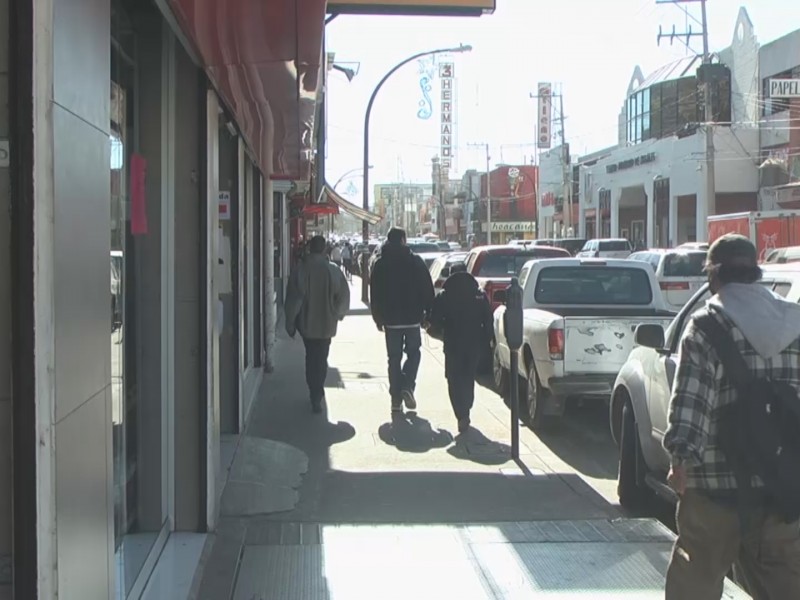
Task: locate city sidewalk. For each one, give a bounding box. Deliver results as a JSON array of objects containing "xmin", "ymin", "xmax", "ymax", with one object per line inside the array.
[{"xmin": 192, "ymin": 278, "xmax": 746, "ymax": 600}]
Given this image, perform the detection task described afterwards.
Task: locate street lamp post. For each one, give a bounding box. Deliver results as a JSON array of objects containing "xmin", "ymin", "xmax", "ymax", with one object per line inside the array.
[{"xmin": 361, "ymin": 43, "xmax": 473, "ymax": 302}]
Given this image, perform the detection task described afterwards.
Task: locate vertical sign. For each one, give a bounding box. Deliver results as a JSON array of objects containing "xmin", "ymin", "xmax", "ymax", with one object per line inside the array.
[
  {"xmin": 537, "ymin": 82, "xmax": 552, "ymax": 149},
  {"xmin": 440, "ymin": 62, "xmax": 455, "ymax": 170},
  {"xmin": 218, "ymin": 191, "xmax": 231, "ymax": 220}
]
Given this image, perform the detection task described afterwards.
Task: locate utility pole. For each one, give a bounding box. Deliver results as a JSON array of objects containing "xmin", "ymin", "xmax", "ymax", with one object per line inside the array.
[
  {"xmin": 657, "ymin": 0, "xmax": 714, "ymax": 241},
  {"xmin": 469, "ymin": 143, "xmax": 492, "ymax": 244},
  {"xmin": 557, "ymin": 93, "xmax": 571, "ymax": 236}
]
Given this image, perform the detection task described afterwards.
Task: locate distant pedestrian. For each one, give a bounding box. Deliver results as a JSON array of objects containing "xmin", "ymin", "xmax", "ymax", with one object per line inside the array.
[
  {"xmin": 285, "ymin": 235, "xmax": 350, "ymax": 414},
  {"xmin": 428, "ymin": 267, "xmax": 494, "ymax": 433},
  {"xmin": 341, "ymin": 243, "xmax": 353, "ymax": 279},
  {"xmin": 664, "ymin": 234, "xmax": 800, "ymax": 599},
  {"xmin": 370, "ymin": 227, "xmax": 435, "ymax": 413},
  {"xmin": 331, "ymin": 243, "xmax": 343, "ymax": 268}
]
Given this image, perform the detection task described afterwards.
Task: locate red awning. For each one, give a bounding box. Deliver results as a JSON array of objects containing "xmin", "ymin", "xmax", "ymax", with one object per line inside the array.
[{"xmin": 167, "ymin": 0, "xmax": 326, "ymax": 182}]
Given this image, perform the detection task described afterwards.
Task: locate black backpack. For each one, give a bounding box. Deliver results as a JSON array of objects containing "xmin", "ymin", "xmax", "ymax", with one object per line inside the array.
[{"xmin": 695, "ymin": 312, "xmax": 800, "ymax": 522}]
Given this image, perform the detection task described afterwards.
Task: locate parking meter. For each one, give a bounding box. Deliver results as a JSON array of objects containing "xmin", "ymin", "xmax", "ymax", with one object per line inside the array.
[
  {"xmin": 503, "ymin": 277, "xmax": 524, "ymax": 460},
  {"xmin": 503, "ymin": 278, "xmax": 524, "ymax": 351}
]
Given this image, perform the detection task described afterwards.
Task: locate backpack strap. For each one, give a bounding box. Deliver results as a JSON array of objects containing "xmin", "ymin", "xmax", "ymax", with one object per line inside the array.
[{"xmin": 693, "ymin": 311, "xmax": 753, "ymax": 387}]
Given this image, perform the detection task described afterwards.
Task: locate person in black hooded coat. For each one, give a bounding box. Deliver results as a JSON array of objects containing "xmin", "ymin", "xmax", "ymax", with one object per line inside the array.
[{"xmin": 428, "ymin": 267, "xmax": 495, "ymax": 433}]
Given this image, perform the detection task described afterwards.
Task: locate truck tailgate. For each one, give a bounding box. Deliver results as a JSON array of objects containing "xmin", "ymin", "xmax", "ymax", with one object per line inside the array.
[{"xmin": 564, "ymin": 317, "xmax": 671, "ymax": 373}]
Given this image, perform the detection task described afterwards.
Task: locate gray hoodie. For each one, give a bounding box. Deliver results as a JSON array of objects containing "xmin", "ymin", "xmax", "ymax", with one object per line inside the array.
[{"xmin": 708, "ymin": 282, "xmax": 800, "ymax": 359}]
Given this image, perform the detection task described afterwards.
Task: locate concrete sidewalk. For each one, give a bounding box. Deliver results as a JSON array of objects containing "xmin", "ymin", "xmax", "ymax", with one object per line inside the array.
[{"xmin": 192, "ymin": 278, "xmax": 746, "ymax": 600}]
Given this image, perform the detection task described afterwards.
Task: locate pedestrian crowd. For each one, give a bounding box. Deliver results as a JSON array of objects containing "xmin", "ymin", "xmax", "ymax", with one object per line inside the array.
[{"xmin": 286, "ymin": 228, "xmax": 800, "ymax": 599}]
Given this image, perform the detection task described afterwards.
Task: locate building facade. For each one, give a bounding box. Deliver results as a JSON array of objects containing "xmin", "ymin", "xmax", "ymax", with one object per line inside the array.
[
  {"xmin": 374, "ymin": 182, "xmax": 432, "ymax": 237},
  {"xmin": 2, "ymin": 0, "xmax": 326, "ymax": 598},
  {"xmin": 758, "ymin": 26, "xmax": 800, "ymax": 209},
  {"xmin": 471, "ymin": 165, "xmax": 538, "ymax": 244}
]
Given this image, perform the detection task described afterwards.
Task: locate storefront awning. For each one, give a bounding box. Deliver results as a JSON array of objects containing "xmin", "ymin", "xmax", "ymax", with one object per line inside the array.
[{"xmin": 317, "ymin": 185, "xmax": 383, "ymax": 225}]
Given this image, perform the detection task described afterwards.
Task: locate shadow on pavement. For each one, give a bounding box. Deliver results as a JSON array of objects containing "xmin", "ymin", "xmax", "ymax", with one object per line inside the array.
[
  {"xmin": 536, "ymin": 403, "xmax": 620, "ymax": 480},
  {"xmin": 378, "ymin": 412, "xmax": 453, "ymax": 453},
  {"xmin": 324, "ymin": 367, "xmax": 345, "ymax": 390},
  {"xmin": 447, "ymin": 426, "xmax": 511, "ymax": 466}
]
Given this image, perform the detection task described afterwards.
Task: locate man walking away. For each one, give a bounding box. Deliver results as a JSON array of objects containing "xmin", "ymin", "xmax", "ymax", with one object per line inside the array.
[
  {"xmin": 370, "ymin": 227, "xmax": 435, "ymax": 413},
  {"xmin": 285, "ymin": 235, "xmax": 350, "ymax": 414},
  {"xmin": 664, "ymin": 234, "xmax": 800, "ymax": 600},
  {"xmin": 428, "ymin": 266, "xmax": 494, "ymax": 433}
]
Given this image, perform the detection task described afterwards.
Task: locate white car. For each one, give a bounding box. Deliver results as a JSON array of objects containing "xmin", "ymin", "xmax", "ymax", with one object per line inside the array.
[
  {"xmin": 429, "ymin": 252, "xmax": 468, "ymax": 293},
  {"xmin": 628, "ymin": 248, "xmax": 707, "ymax": 312},
  {"xmin": 609, "ymin": 263, "xmax": 800, "ymax": 509},
  {"xmin": 577, "ymin": 238, "xmax": 633, "ymax": 259}
]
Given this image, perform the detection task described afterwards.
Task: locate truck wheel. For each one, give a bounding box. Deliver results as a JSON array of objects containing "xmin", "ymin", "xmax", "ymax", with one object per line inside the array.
[
  {"xmin": 523, "ymin": 364, "xmax": 554, "ymax": 432},
  {"xmin": 618, "ymin": 401, "xmax": 653, "ymax": 511},
  {"xmin": 493, "ymin": 346, "xmax": 509, "ymax": 397}
]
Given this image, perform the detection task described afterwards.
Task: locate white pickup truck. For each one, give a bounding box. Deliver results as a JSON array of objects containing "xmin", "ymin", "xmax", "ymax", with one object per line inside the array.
[{"xmin": 493, "ymin": 258, "xmax": 675, "ymax": 430}]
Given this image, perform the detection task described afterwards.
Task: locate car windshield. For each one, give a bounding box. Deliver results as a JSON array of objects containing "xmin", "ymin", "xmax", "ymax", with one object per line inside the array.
[
  {"xmin": 599, "ymin": 240, "xmax": 631, "ymax": 251},
  {"xmin": 534, "ymin": 266, "xmax": 654, "ymax": 305},
  {"xmin": 476, "ymin": 249, "xmax": 565, "ymax": 277},
  {"xmin": 408, "ymin": 243, "xmax": 440, "ymax": 253},
  {"xmin": 663, "ymin": 251, "xmax": 707, "ymax": 277}
]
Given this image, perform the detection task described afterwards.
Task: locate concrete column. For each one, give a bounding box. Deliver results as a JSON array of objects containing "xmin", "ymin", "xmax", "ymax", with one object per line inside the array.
[
  {"xmin": 669, "ymin": 195, "xmax": 679, "ymax": 247},
  {"xmin": 205, "ymin": 90, "xmax": 221, "ymax": 532},
  {"xmin": 610, "ymin": 190, "xmax": 621, "ymax": 238},
  {"xmin": 646, "ymin": 188, "xmax": 655, "ymax": 249},
  {"xmin": 695, "ymin": 187, "xmax": 709, "ymax": 242},
  {"xmin": 264, "ymin": 175, "xmax": 276, "ymax": 373}
]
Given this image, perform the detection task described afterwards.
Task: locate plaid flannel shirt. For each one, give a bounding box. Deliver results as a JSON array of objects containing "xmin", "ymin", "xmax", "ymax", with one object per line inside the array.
[{"xmin": 663, "ymin": 305, "xmax": 800, "ymax": 491}]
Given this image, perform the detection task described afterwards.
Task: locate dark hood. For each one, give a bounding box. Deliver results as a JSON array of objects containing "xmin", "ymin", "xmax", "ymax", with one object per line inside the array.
[
  {"xmin": 380, "ymin": 242, "xmax": 412, "ymax": 260},
  {"xmin": 443, "ymin": 271, "xmax": 480, "ymax": 295}
]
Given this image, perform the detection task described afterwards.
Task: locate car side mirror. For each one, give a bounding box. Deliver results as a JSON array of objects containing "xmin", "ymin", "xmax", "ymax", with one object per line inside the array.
[
  {"xmin": 634, "ymin": 323, "xmax": 665, "ymax": 349},
  {"xmin": 440, "ymin": 267, "xmax": 451, "ymax": 277}
]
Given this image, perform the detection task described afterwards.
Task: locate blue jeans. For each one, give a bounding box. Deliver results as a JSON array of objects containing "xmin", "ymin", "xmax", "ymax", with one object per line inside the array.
[{"xmin": 384, "ymin": 327, "xmax": 422, "ymax": 401}]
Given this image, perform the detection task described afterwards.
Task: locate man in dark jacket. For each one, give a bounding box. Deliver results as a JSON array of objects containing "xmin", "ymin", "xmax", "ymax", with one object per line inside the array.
[
  {"xmin": 429, "ymin": 269, "xmax": 494, "ymax": 433},
  {"xmin": 370, "ymin": 227, "xmax": 435, "ymax": 413}
]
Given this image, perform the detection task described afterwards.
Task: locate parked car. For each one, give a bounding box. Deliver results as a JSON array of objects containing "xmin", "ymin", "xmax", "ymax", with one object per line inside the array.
[
  {"xmin": 429, "ymin": 252, "xmax": 469, "ymax": 293},
  {"xmin": 577, "ymin": 238, "xmax": 633, "ymax": 259},
  {"xmin": 436, "ymin": 241, "xmax": 451, "ymax": 251},
  {"xmin": 609, "ymin": 263, "xmax": 800, "ymax": 509},
  {"xmin": 448, "ymin": 242, "xmax": 462, "ymax": 251},
  {"xmin": 765, "ymin": 245, "xmax": 800, "ymax": 264},
  {"xmin": 464, "ymin": 245, "xmax": 571, "ymax": 312},
  {"xmin": 533, "ymin": 238, "xmax": 588, "ymax": 256},
  {"xmin": 493, "ymin": 258, "xmax": 675, "ymax": 430},
  {"xmin": 676, "ymin": 242, "xmax": 709, "ymax": 251},
  {"xmin": 628, "ymin": 248, "xmax": 707, "ymax": 312}
]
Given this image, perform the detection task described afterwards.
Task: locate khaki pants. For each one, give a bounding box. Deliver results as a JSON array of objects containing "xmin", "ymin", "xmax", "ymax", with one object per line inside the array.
[{"xmin": 666, "ymin": 489, "xmax": 800, "ymax": 600}]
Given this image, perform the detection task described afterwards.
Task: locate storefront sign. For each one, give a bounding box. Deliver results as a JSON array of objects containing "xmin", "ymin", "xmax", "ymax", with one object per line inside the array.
[
  {"xmin": 218, "ymin": 191, "xmax": 231, "ymax": 221},
  {"xmin": 537, "ymin": 82, "xmax": 552, "ymax": 149},
  {"xmin": 327, "ymin": 0, "xmax": 495, "ymax": 15},
  {"xmin": 605, "ymin": 152, "xmax": 656, "ymax": 174},
  {"xmin": 485, "ymin": 221, "xmax": 536, "ymax": 233},
  {"xmin": 769, "ymin": 78, "xmax": 800, "ymax": 98},
  {"xmin": 440, "ymin": 62, "xmax": 455, "ymax": 170}
]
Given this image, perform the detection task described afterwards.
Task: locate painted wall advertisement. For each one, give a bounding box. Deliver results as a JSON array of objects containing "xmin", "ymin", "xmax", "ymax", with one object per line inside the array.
[
  {"xmin": 440, "ymin": 62, "xmax": 455, "ymax": 171},
  {"xmin": 537, "ymin": 82, "xmax": 552, "ymax": 149}
]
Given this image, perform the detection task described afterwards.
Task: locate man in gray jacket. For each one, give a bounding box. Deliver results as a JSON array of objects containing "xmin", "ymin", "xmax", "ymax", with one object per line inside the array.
[{"xmin": 285, "ymin": 235, "xmax": 350, "ymax": 413}]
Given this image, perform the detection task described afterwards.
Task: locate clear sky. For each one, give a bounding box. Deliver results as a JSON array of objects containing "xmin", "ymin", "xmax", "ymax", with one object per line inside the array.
[{"xmin": 323, "ymin": 0, "xmax": 800, "ymax": 204}]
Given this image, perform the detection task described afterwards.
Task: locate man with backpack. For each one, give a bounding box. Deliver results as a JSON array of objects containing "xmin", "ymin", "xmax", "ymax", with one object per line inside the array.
[
  {"xmin": 370, "ymin": 227, "xmax": 435, "ymax": 413},
  {"xmin": 427, "ymin": 263, "xmax": 494, "ymax": 433},
  {"xmin": 663, "ymin": 234, "xmax": 800, "ymax": 599}
]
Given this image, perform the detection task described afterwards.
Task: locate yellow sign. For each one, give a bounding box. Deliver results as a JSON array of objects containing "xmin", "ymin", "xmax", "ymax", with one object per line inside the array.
[{"xmin": 327, "ymin": 0, "xmax": 495, "ymax": 16}]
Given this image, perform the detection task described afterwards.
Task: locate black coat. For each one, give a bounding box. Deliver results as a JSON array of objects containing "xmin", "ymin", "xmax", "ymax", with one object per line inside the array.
[
  {"xmin": 430, "ymin": 272, "xmax": 494, "ymax": 366},
  {"xmin": 370, "ymin": 243, "xmax": 435, "ymax": 327}
]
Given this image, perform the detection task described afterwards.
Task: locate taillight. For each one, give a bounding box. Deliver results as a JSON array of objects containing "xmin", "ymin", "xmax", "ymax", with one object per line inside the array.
[
  {"xmin": 548, "ymin": 328, "xmax": 565, "ymax": 360},
  {"xmin": 660, "ymin": 281, "xmax": 690, "ymax": 291}
]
